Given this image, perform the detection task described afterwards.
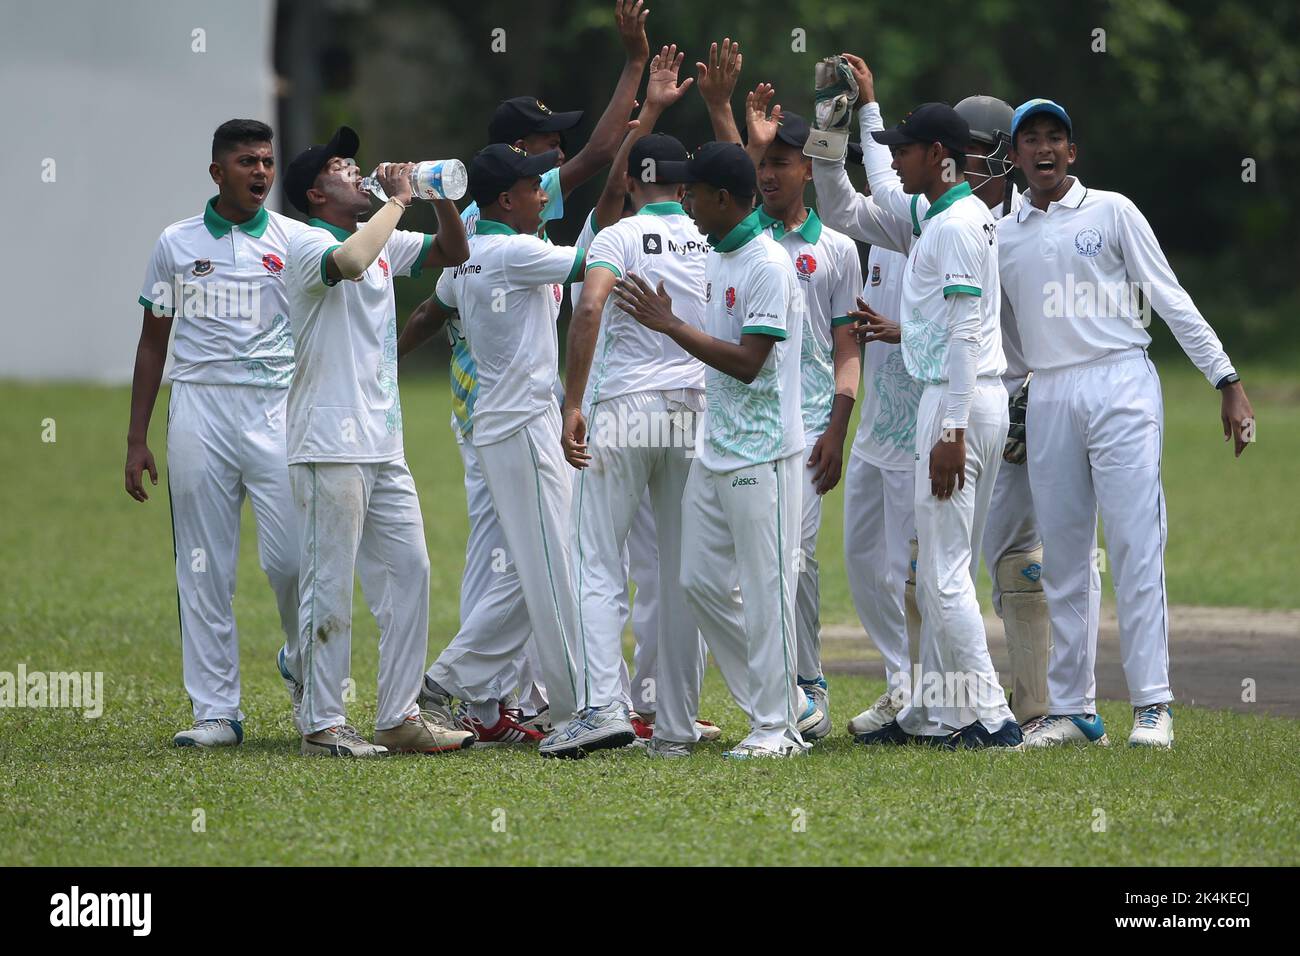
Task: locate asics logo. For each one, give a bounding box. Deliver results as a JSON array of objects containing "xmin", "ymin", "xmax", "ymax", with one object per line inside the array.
[{"xmin": 731, "ymin": 476, "xmax": 757, "ymax": 487}]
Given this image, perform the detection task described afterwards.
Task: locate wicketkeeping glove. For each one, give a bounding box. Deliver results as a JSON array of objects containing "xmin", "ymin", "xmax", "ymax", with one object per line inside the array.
[
  {"xmin": 1003, "ymin": 373, "xmax": 1031, "ymax": 465},
  {"xmin": 804, "ymin": 56, "xmax": 859, "ymax": 161}
]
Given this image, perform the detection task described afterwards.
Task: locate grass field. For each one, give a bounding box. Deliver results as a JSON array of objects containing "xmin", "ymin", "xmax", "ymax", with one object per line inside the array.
[{"xmin": 1, "ymin": 361, "xmax": 1298, "ymax": 865}]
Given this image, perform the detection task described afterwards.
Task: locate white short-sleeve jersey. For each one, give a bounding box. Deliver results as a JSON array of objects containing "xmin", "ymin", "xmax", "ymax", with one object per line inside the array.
[
  {"xmin": 899, "ymin": 182, "xmax": 1006, "ymax": 385},
  {"xmin": 138, "ymin": 200, "xmax": 310, "ymax": 388},
  {"xmin": 581, "ymin": 200, "xmax": 709, "ymax": 407},
  {"xmin": 435, "ymin": 218, "xmax": 583, "ymax": 446},
  {"xmin": 757, "ymin": 207, "xmax": 862, "ymax": 442},
  {"xmin": 283, "ymin": 218, "xmax": 432, "ymax": 464},
  {"xmin": 697, "ymin": 212, "xmax": 804, "ymax": 472}
]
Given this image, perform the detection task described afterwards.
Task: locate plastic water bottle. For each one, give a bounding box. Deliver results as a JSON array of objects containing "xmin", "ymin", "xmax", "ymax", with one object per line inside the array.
[{"xmin": 360, "ymin": 160, "xmax": 467, "ymax": 202}]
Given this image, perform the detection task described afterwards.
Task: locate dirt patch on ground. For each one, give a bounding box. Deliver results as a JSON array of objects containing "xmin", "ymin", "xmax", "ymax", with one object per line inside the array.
[{"xmin": 821, "ymin": 605, "xmax": 1300, "ymax": 717}]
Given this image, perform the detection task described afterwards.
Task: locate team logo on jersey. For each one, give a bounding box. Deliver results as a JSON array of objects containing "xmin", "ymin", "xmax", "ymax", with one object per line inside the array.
[
  {"xmin": 552, "ymin": 283, "xmax": 562, "ymax": 303},
  {"xmin": 725, "ymin": 286, "xmax": 736, "ymax": 310},
  {"xmin": 795, "ymin": 253, "xmax": 817, "ymax": 278},
  {"xmin": 192, "ymin": 259, "xmax": 213, "ymax": 277},
  {"xmin": 643, "ymin": 233, "xmax": 662, "ymax": 254},
  {"xmin": 705, "ymin": 282, "xmax": 712, "ymax": 302},
  {"xmin": 1074, "ymin": 227, "xmax": 1103, "ymax": 257},
  {"xmin": 378, "ymin": 257, "xmax": 390, "ymax": 278},
  {"xmin": 262, "ymin": 253, "xmax": 284, "ymax": 275},
  {"xmin": 871, "ymin": 264, "xmax": 882, "ymax": 287}
]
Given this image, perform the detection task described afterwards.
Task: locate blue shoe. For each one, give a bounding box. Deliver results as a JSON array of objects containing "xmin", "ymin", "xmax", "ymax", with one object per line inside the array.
[
  {"xmin": 796, "ymin": 678, "xmax": 831, "ymax": 741},
  {"xmin": 852, "ymin": 720, "xmax": 913, "ymax": 747},
  {"xmin": 949, "ymin": 720, "xmax": 1024, "ymax": 749},
  {"xmin": 1021, "ymin": 713, "xmax": 1109, "ymax": 748}
]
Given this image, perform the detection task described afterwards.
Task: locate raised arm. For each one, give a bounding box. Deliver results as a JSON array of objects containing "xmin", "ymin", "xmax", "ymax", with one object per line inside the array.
[
  {"xmin": 839, "ymin": 53, "xmax": 917, "ymax": 229},
  {"xmin": 557, "ymin": 0, "xmax": 650, "ymax": 198},
  {"xmin": 420, "ymin": 198, "xmax": 470, "ymax": 269},
  {"xmin": 696, "ymin": 38, "xmax": 744, "ymax": 145},
  {"xmin": 743, "ymin": 82, "xmax": 781, "ymax": 169}
]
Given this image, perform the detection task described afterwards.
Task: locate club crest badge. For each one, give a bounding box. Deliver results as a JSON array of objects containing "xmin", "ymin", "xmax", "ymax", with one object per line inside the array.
[
  {"xmin": 262, "ymin": 253, "xmax": 284, "ymax": 275},
  {"xmin": 192, "ymin": 259, "xmax": 213, "ymax": 277},
  {"xmin": 643, "ymin": 233, "xmax": 662, "ymax": 254},
  {"xmin": 871, "ymin": 263, "xmax": 882, "ymax": 287},
  {"xmin": 378, "ymin": 257, "xmax": 389, "ymax": 278},
  {"xmin": 725, "ymin": 286, "xmax": 736, "ymax": 310},
  {"xmin": 1074, "ymin": 227, "xmax": 1103, "ymax": 257},
  {"xmin": 795, "ymin": 253, "xmax": 817, "ymax": 277}
]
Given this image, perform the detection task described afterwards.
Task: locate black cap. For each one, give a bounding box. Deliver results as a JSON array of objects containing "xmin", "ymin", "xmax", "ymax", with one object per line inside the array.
[
  {"xmin": 656, "ymin": 141, "xmax": 756, "ymax": 198},
  {"xmin": 626, "ymin": 133, "xmax": 688, "ymax": 181},
  {"xmin": 283, "ymin": 125, "xmax": 360, "ymax": 214},
  {"xmin": 467, "ymin": 143, "xmax": 562, "ymax": 207},
  {"xmin": 771, "ymin": 111, "xmax": 812, "ymax": 149},
  {"xmin": 871, "ymin": 103, "xmax": 970, "ymax": 153},
  {"xmin": 488, "ymin": 96, "xmax": 583, "ymax": 145}
]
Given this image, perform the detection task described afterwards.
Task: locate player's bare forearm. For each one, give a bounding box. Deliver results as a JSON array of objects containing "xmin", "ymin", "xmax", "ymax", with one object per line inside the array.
[
  {"xmin": 707, "ymin": 102, "xmax": 743, "ymax": 146},
  {"xmin": 564, "ymin": 292, "xmax": 609, "ymax": 408},
  {"xmin": 595, "ymin": 112, "xmax": 657, "ymax": 229},
  {"xmin": 424, "ymin": 199, "xmax": 470, "ymax": 268},
  {"xmin": 824, "ymin": 392, "xmax": 855, "ymax": 445},
  {"xmin": 124, "ymin": 309, "xmax": 171, "ymax": 501},
  {"xmin": 832, "ymin": 319, "xmax": 862, "ymax": 401},
  {"xmin": 397, "ymin": 297, "xmax": 447, "ymax": 359},
  {"xmin": 665, "ymin": 323, "xmax": 774, "ymax": 384}
]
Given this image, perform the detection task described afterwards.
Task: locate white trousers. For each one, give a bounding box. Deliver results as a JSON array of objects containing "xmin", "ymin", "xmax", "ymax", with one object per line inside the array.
[
  {"xmin": 166, "ymin": 382, "xmax": 299, "ymax": 721},
  {"xmin": 681, "ymin": 453, "xmax": 805, "ymax": 751},
  {"xmin": 795, "ymin": 443, "xmax": 826, "ymax": 682},
  {"xmin": 572, "ymin": 389, "xmax": 703, "ymax": 736},
  {"xmin": 898, "ymin": 382, "xmax": 1016, "ymax": 736},
  {"xmin": 980, "ymin": 377, "xmax": 1042, "ymax": 614},
  {"xmin": 1027, "ymin": 349, "xmax": 1171, "ymax": 712},
  {"xmin": 842, "ymin": 453, "xmax": 916, "ymax": 690},
  {"xmin": 471, "ymin": 406, "xmax": 586, "ymax": 726},
  {"xmin": 290, "ymin": 458, "xmax": 428, "ymax": 733},
  {"xmin": 427, "ymin": 439, "xmax": 534, "ymax": 704}
]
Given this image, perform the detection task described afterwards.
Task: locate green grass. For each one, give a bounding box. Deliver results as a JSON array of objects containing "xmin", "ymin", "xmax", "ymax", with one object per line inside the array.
[{"xmin": 0, "ymin": 362, "xmax": 1297, "ymax": 865}]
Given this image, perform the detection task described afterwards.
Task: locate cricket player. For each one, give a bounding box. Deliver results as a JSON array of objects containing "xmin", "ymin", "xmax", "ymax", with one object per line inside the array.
[
  {"xmin": 615, "ymin": 142, "xmax": 816, "ymax": 759},
  {"xmin": 129, "ymin": 119, "xmax": 309, "ymax": 748},
  {"xmin": 848, "ymin": 97, "xmax": 1021, "ymax": 749},
  {"xmin": 737, "ymin": 92, "xmax": 863, "ymax": 740},
  {"xmin": 999, "ymin": 99, "xmax": 1254, "ymax": 749},
  {"xmin": 281, "ymin": 126, "xmax": 472, "ymax": 757},
  {"xmin": 405, "ymin": 0, "xmax": 653, "ymax": 736}
]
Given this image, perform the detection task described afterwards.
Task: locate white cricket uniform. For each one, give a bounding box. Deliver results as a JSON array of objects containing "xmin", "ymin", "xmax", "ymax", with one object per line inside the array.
[
  {"xmin": 139, "ymin": 199, "xmax": 305, "ymax": 722},
  {"xmin": 284, "ymin": 217, "xmax": 435, "ymax": 733},
  {"xmin": 681, "ymin": 212, "xmax": 806, "ymax": 752},
  {"xmin": 433, "ymin": 168, "xmax": 565, "ymax": 711},
  {"xmin": 572, "ymin": 200, "xmax": 709, "ymax": 741},
  {"xmin": 433, "ymin": 218, "xmax": 587, "ymax": 727},
  {"xmin": 813, "ymin": 144, "xmax": 923, "ymax": 693},
  {"xmin": 756, "ymin": 208, "xmax": 862, "ymax": 686},
  {"xmin": 998, "ymin": 178, "xmax": 1237, "ymax": 713}
]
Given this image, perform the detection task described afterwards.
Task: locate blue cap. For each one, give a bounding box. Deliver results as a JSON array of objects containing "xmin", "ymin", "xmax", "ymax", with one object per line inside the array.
[{"xmin": 1011, "ymin": 99, "xmax": 1072, "ymax": 140}]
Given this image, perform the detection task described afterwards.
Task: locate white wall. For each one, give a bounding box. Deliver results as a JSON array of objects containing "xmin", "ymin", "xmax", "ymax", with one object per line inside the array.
[{"xmin": 0, "ymin": 0, "xmax": 277, "ymax": 382}]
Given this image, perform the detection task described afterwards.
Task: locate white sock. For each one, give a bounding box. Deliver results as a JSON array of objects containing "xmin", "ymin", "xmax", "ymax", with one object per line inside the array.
[{"xmin": 468, "ymin": 699, "xmax": 499, "ymax": 725}]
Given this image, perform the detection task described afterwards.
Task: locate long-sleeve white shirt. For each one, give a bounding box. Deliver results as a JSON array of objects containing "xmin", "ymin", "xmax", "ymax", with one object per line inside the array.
[{"xmin": 996, "ymin": 177, "xmax": 1237, "ymax": 385}]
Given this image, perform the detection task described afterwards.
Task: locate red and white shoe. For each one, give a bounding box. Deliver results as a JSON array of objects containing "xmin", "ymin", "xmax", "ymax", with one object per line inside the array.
[
  {"xmin": 459, "ymin": 704, "xmax": 545, "ymax": 747},
  {"xmin": 694, "ymin": 719, "xmax": 722, "ymax": 742},
  {"xmin": 630, "ymin": 713, "xmax": 654, "ymax": 740}
]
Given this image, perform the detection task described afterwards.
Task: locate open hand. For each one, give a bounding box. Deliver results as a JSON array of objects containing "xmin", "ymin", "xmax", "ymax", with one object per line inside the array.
[{"xmin": 612, "ymin": 272, "xmax": 678, "ymax": 333}]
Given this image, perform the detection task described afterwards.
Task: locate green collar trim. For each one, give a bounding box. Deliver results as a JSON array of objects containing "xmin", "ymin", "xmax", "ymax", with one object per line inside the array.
[
  {"xmin": 205, "ymin": 196, "xmax": 269, "ymax": 239},
  {"xmin": 922, "ymin": 181, "xmax": 973, "ymax": 222},
  {"xmin": 637, "ymin": 201, "xmax": 686, "ymax": 218},
  {"xmin": 711, "ymin": 209, "xmax": 764, "ymax": 253},
  {"xmin": 475, "ymin": 218, "xmax": 518, "ymax": 236},
  {"xmin": 307, "ymin": 217, "xmax": 353, "ymax": 241},
  {"xmin": 757, "ymin": 206, "xmax": 822, "ymax": 244}
]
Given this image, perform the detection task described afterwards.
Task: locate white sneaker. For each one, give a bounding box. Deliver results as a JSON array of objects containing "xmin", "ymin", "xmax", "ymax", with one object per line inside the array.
[
  {"xmin": 1019, "ymin": 713, "xmax": 1109, "ymax": 748},
  {"xmin": 694, "ymin": 719, "xmax": 722, "ymax": 742},
  {"xmin": 173, "ymin": 718, "xmax": 243, "ymax": 748},
  {"xmin": 1128, "ymin": 703, "xmax": 1174, "ymax": 748},
  {"xmin": 795, "ymin": 689, "xmax": 827, "ymax": 739},
  {"xmin": 798, "ymin": 678, "xmax": 832, "ymax": 740},
  {"xmin": 847, "ymin": 692, "xmax": 902, "ymax": 736},
  {"xmin": 645, "ymin": 737, "xmax": 694, "ymax": 759},
  {"xmin": 539, "ymin": 704, "xmax": 635, "ymax": 759},
  {"xmin": 722, "ymin": 742, "xmax": 806, "ymax": 760},
  {"xmin": 277, "ymin": 646, "xmax": 304, "ymax": 732},
  {"xmin": 301, "ymin": 725, "xmax": 388, "ymax": 757}
]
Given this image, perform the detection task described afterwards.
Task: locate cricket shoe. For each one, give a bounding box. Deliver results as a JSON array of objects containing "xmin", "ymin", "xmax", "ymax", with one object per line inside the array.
[
  {"xmin": 798, "ymin": 676, "xmax": 832, "ymax": 740},
  {"xmin": 795, "ymin": 689, "xmax": 827, "ymax": 740},
  {"xmin": 1128, "ymin": 703, "xmax": 1174, "ymax": 748},
  {"xmin": 277, "ymin": 646, "xmax": 304, "ymax": 732},
  {"xmin": 301, "ymin": 725, "xmax": 388, "ymax": 757},
  {"xmin": 722, "ymin": 741, "xmax": 807, "ymax": 760},
  {"xmin": 630, "ymin": 712, "xmax": 654, "ymax": 740},
  {"xmin": 375, "ymin": 712, "xmax": 474, "ymax": 754},
  {"xmin": 539, "ymin": 703, "xmax": 636, "ymax": 759},
  {"xmin": 1019, "ymin": 713, "xmax": 1109, "ymax": 749},
  {"xmin": 512, "ymin": 705, "xmax": 553, "ymax": 736},
  {"xmin": 458, "ymin": 703, "xmax": 544, "ymax": 747},
  {"xmin": 946, "ymin": 720, "xmax": 1024, "ymax": 750},
  {"xmin": 416, "ymin": 675, "xmax": 455, "ymax": 725},
  {"xmin": 645, "ymin": 737, "xmax": 694, "ymax": 759},
  {"xmin": 173, "ymin": 718, "xmax": 243, "ymax": 748},
  {"xmin": 852, "ymin": 719, "xmax": 913, "ymax": 747},
  {"xmin": 847, "ymin": 691, "xmax": 903, "ymax": 736},
  {"xmin": 694, "ymin": 719, "xmax": 722, "ymax": 742}
]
